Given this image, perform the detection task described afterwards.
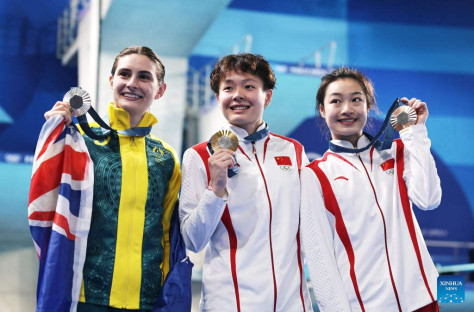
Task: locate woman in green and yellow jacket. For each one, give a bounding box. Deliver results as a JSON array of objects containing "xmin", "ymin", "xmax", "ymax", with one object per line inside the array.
[{"xmin": 44, "ymin": 46, "xmax": 182, "ymax": 311}]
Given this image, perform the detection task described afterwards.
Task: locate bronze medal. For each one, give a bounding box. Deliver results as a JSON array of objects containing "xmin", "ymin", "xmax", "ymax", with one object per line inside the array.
[
  {"xmin": 210, "ymin": 130, "xmax": 239, "ymax": 152},
  {"xmin": 390, "ymin": 105, "xmax": 417, "ymax": 131},
  {"xmin": 63, "ymin": 87, "xmax": 91, "ymax": 117}
]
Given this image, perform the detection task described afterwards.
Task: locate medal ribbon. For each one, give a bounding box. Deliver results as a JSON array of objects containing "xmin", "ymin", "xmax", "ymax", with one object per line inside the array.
[
  {"xmin": 329, "ymin": 98, "xmax": 405, "ymax": 154},
  {"xmin": 76, "ymin": 106, "xmax": 152, "ymax": 140},
  {"xmin": 243, "ymin": 124, "xmax": 269, "ymax": 143},
  {"xmin": 208, "ymin": 124, "xmax": 270, "ymax": 178}
]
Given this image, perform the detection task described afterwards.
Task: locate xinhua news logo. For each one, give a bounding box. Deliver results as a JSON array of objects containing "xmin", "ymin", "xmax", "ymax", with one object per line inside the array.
[{"xmin": 437, "ymin": 275, "xmax": 464, "ymax": 303}]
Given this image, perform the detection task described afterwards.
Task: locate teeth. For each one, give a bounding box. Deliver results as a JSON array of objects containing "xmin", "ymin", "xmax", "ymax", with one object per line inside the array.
[
  {"xmin": 231, "ymin": 106, "xmax": 249, "ymax": 110},
  {"xmin": 124, "ymin": 93, "xmax": 140, "ymax": 99}
]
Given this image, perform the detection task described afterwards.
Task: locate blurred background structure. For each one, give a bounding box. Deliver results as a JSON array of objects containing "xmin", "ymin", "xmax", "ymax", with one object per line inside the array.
[{"xmin": 1, "ymin": 0, "xmax": 473, "ymax": 311}]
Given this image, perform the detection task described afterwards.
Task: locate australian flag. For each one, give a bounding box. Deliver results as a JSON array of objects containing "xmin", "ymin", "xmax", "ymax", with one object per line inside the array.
[{"xmin": 28, "ymin": 116, "xmax": 93, "ymax": 312}]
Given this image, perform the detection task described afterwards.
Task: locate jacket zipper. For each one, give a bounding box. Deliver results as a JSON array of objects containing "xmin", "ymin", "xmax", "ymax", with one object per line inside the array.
[
  {"xmin": 357, "ymin": 154, "xmax": 402, "ymax": 312},
  {"xmin": 123, "ymin": 136, "xmax": 138, "ymax": 308},
  {"xmin": 252, "ymin": 142, "xmax": 278, "ymax": 312}
]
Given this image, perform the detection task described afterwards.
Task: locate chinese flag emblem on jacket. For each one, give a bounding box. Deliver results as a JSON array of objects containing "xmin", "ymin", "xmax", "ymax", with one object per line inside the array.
[{"xmin": 275, "ymin": 156, "xmax": 292, "ymax": 166}]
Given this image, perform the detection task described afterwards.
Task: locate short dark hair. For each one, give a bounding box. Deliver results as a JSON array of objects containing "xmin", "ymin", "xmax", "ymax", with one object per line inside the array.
[
  {"xmin": 316, "ymin": 66, "xmax": 377, "ymax": 113},
  {"xmin": 111, "ymin": 46, "xmax": 165, "ymax": 84},
  {"xmin": 210, "ymin": 53, "xmax": 276, "ymax": 94}
]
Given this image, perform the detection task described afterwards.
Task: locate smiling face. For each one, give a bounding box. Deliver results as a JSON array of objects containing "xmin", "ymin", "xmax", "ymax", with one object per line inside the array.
[
  {"xmin": 216, "ymin": 71, "xmax": 273, "ymax": 134},
  {"xmin": 320, "ymin": 78, "xmax": 368, "ymax": 146},
  {"xmin": 109, "ymin": 53, "xmax": 166, "ymax": 125}
]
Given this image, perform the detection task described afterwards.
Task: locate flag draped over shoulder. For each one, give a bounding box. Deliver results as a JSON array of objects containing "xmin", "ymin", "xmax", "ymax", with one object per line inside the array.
[
  {"xmin": 153, "ymin": 204, "xmax": 193, "ymax": 312},
  {"xmin": 28, "ymin": 116, "xmax": 93, "ymax": 312}
]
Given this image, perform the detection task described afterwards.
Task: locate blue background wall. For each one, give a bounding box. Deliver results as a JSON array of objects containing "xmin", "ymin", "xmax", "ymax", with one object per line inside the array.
[
  {"xmin": 1, "ymin": 0, "xmax": 473, "ymax": 282},
  {"xmin": 1, "ymin": 0, "xmax": 473, "ymax": 256},
  {"xmin": 1, "ymin": 0, "xmax": 473, "ymax": 310},
  {"xmin": 188, "ymin": 0, "xmax": 474, "ymax": 265},
  {"xmin": 0, "ymin": 1, "xmax": 75, "ymax": 248}
]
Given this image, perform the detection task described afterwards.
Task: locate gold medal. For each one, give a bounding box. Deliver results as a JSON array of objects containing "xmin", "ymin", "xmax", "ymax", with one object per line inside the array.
[
  {"xmin": 390, "ymin": 105, "xmax": 417, "ymax": 131},
  {"xmin": 63, "ymin": 87, "xmax": 91, "ymax": 117},
  {"xmin": 210, "ymin": 130, "xmax": 239, "ymax": 152}
]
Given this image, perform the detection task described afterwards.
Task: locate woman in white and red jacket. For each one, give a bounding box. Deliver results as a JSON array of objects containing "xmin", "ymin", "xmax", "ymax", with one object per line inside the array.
[
  {"xmin": 179, "ymin": 54, "xmax": 312, "ymax": 311},
  {"xmin": 300, "ymin": 67, "xmax": 442, "ymax": 312}
]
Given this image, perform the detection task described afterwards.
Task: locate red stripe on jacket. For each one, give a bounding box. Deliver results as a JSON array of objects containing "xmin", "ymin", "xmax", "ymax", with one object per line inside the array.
[
  {"xmin": 308, "ymin": 159, "xmax": 366, "ymax": 311},
  {"xmin": 268, "ymin": 133, "xmax": 307, "ymax": 309},
  {"xmin": 395, "ymin": 139, "xmax": 435, "ymax": 302},
  {"xmin": 192, "ymin": 142, "xmax": 241, "ymax": 311}
]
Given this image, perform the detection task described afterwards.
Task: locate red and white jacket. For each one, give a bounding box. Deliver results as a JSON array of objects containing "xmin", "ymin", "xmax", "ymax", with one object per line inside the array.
[
  {"xmin": 300, "ymin": 124, "xmax": 442, "ymax": 312},
  {"xmin": 179, "ymin": 123, "xmax": 312, "ymax": 312}
]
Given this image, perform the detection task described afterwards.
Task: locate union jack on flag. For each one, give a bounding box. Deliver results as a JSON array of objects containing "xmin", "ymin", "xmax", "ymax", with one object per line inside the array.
[{"xmin": 28, "ymin": 116, "xmax": 93, "ymax": 312}]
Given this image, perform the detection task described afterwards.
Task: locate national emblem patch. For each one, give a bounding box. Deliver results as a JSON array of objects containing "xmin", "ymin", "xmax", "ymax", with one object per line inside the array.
[
  {"xmin": 275, "ymin": 156, "xmax": 293, "ymax": 172},
  {"xmin": 381, "ymin": 158, "xmax": 395, "ymax": 175}
]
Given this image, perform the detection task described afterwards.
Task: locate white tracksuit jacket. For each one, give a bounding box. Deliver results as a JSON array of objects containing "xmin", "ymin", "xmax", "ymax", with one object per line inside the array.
[
  {"xmin": 179, "ymin": 123, "xmax": 312, "ymax": 312},
  {"xmin": 300, "ymin": 124, "xmax": 441, "ymax": 312}
]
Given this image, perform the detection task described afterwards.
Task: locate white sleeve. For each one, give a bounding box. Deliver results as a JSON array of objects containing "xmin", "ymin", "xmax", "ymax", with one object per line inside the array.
[
  {"xmin": 179, "ymin": 148, "xmax": 227, "ymax": 252},
  {"xmin": 300, "ymin": 167, "xmax": 351, "ymax": 312},
  {"xmin": 301, "ymin": 146, "xmax": 310, "ymax": 167},
  {"xmin": 401, "ymin": 124, "xmax": 442, "ymax": 210}
]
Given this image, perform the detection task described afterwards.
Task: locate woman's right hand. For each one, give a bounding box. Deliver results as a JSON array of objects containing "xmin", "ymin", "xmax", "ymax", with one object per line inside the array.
[
  {"xmin": 208, "ymin": 149, "xmax": 236, "ymax": 198},
  {"xmin": 44, "ymin": 101, "xmax": 73, "ymax": 125}
]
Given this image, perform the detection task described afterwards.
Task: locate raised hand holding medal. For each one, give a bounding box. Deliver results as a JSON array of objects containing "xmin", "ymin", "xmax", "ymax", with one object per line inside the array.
[
  {"xmin": 208, "ymin": 130, "xmax": 239, "ymax": 176},
  {"xmin": 207, "ymin": 129, "xmax": 239, "ymax": 198},
  {"xmin": 63, "ymin": 87, "xmax": 91, "ymax": 117},
  {"xmin": 390, "ymin": 97, "xmax": 418, "ymax": 131},
  {"xmin": 209, "ymin": 130, "xmax": 239, "ymax": 152},
  {"xmin": 44, "ymin": 87, "xmax": 91, "ymax": 126},
  {"xmin": 62, "ymin": 87, "xmax": 116, "ymax": 140},
  {"xmin": 329, "ymin": 97, "xmax": 427, "ymax": 154},
  {"xmin": 61, "ymin": 87, "xmax": 153, "ymax": 140}
]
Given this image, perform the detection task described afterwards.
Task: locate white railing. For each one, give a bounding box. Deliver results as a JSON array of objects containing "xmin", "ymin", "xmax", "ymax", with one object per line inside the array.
[
  {"xmin": 187, "ymin": 34, "xmax": 253, "ymax": 111},
  {"xmin": 298, "ymin": 40, "xmax": 337, "ymax": 70},
  {"xmin": 184, "ymin": 34, "xmax": 253, "ymax": 147},
  {"xmin": 56, "ymin": 0, "xmax": 91, "ymax": 59},
  {"xmin": 436, "ymin": 263, "xmax": 474, "ymax": 274},
  {"xmin": 426, "ymin": 240, "xmax": 474, "ymax": 275},
  {"xmin": 426, "ymin": 240, "xmax": 474, "ymax": 249}
]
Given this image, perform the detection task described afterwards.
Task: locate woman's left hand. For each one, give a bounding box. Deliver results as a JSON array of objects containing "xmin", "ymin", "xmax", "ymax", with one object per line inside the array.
[{"xmin": 401, "ymin": 97, "xmax": 429, "ymax": 125}]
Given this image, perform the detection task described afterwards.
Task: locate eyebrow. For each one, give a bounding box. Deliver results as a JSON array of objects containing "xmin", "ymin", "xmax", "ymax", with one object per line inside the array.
[
  {"xmin": 328, "ymin": 91, "xmax": 364, "ymax": 96},
  {"xmin": 223, "ymin": 78, "xmax": 258, "ymax": 84},
  {"xmin": 118, "ymin": 68, "xmax": 153, "ymax": 75}
]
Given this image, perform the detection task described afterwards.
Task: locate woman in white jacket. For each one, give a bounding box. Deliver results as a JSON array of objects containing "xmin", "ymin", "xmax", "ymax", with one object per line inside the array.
[
  {"xmin": 301, "ymin": 67, "xmax": 441, "ymax": 312},
  {"xmin": 179, "ymin": 54, "xmax": 312, "ymax": 311}
]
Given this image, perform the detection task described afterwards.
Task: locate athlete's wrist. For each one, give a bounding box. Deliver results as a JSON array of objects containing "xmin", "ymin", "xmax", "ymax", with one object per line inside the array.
[{"xmin": 207, "ymin": 184, "xmax": 228, "ymax": 202}]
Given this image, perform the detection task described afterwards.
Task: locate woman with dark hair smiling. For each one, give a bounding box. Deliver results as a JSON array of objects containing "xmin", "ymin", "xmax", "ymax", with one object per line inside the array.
[{"xmin": 301, "ymin": 67, "xmax": 441, "ymax": 312}]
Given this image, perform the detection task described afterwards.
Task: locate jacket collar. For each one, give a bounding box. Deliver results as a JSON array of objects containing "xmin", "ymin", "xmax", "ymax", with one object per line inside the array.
[
  {"xmin": 227, "ymin": 122, "xmax": 269, "ymax": 142},
  {"xmin": 330, "ymin": 134, "xmax": 371, "ymax": 151},
  {"xmin": 107, "ymin": 103, "xmax": 157, "ymax": 132}
]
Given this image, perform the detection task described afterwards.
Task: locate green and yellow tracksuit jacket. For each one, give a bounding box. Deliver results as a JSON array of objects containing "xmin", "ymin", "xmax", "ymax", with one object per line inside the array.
[{"xmin": 78, "ymin": 103, "xmax": 181, "ymax": 310}]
